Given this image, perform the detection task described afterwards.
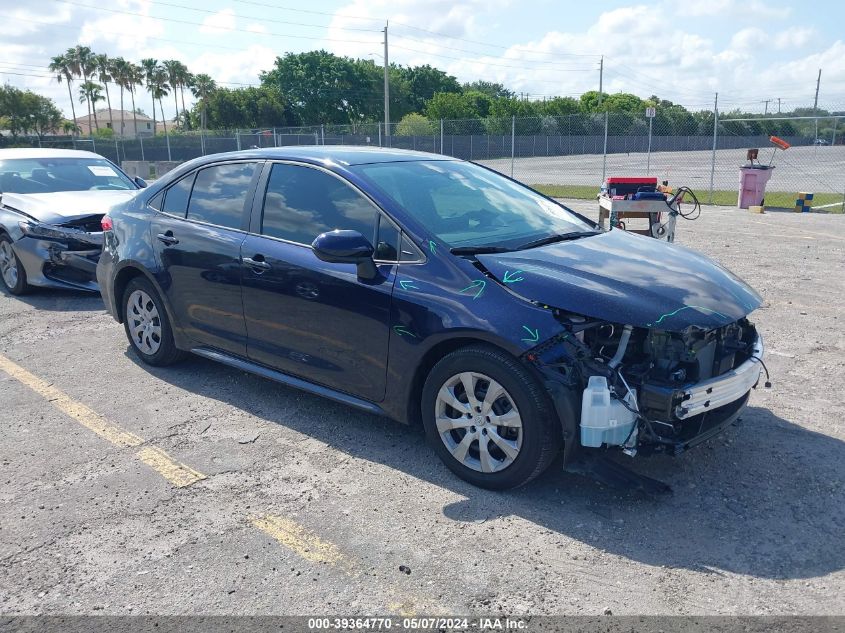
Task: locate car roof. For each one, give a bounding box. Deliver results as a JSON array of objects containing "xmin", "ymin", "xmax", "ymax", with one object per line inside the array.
[
  {"xmin": 0, "ymin": 148, "xmax": 106, "ymax": 160},
  {"xmin": 196, "ymin": 145, "xmax": 455, "ymax": 166}
]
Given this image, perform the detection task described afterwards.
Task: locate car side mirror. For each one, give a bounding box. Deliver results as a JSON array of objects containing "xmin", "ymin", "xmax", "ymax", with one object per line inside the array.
[
  {"xmin": 312, "ymin": 230, "xmax": 378, "ymax": 280},
  {"xmin": 134, "ymin": 176, "xmax": 148, "ymax": 188}
]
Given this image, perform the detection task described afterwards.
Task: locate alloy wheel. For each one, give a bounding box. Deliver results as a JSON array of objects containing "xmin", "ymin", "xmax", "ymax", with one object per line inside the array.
[
  {"xmin": 434, "ymin": 371, "xmax": 523, "ymax": 473},
  {"xmin": 0, "ymin": 241, "xmax": 19, "ymax": 289},
  {"xmin": 127, "ymin": 289, "xmax": 163, "ymax": 355}
]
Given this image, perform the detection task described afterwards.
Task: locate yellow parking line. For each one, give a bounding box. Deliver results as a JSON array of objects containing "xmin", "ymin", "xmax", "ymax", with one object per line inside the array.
[
  {"xmin": 251, "ymin": 514, "xmax": 348, "ymax": 566},
  {"xmin": 0, "ymin": 352, "xmax": 205, "ymax": 487},
  {"xmin": 0, "ymin": 353, "xmax": 144, "ymax": 448},
  {"xmin": 1, "ymin": 352, "xmax": 428, "ymax": 613},
  {"xmin": 137, "ymin": 446, "xmax": 207, "ymax": 488}
]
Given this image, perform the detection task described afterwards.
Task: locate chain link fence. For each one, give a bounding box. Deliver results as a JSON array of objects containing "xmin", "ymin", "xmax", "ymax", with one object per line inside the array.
[{"xmin": 3, "ymin": 111, "xmax": 843, "ymax": 209}]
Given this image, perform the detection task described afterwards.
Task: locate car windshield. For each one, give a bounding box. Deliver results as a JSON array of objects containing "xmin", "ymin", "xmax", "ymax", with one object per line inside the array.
[
  {"xmin": 351, "ymin": 160, "xmax": 594, "ymax": 250},
  {"xmin": 0, "ymin": 157, "xmax": 137, "ymax": 194}
]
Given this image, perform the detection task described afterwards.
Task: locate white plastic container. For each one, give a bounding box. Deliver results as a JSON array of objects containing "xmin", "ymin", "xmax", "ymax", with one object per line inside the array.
[{"xmin": 580, "ymin": 376, "xmax": 638, "ymax": 448}]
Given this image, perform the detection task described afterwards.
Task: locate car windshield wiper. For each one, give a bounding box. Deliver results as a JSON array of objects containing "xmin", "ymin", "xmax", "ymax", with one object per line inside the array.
[
  {"xmin": 449, "ymin": 245, "xmax": 514, "ymax": 255},
  {"xmin": 516, "ymin": 230, "xmax": 600, "ymax": 251}
]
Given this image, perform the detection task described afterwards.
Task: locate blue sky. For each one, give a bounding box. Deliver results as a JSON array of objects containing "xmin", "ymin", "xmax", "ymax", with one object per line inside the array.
[{"xmin": 2, "ymin": 0, "xmax": 844, "ymax": 120}]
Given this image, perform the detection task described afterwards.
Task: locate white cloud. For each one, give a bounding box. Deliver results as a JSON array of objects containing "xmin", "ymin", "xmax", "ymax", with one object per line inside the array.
[
  {"xmin": 189, "ymin": 43, "xmax": 276, "ymax": 86},
  {"xmin": 78, "ymin": 0, "xmax": 165, "ymax": 54}
]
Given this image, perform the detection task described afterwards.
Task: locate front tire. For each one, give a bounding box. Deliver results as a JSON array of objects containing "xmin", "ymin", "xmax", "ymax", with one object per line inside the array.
[
  {"xmin": 122, "ymin": 277, "xmax": 184, "ymax": 366},
  {"xmin": 0, "ymin": 235, "xmax": 30, "ymax": 296},
  {"xmin": 421, "ymin": 345, "xmax": 562, "ymax": 490}
]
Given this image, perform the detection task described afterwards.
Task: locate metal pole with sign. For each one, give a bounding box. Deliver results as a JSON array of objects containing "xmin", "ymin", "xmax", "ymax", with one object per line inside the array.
[{"xmin": 645, "ymin": 106, "xmax": 655, "ymax": 174}]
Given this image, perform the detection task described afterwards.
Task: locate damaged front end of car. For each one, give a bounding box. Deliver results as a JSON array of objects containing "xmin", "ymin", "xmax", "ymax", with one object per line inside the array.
[
  {"xmin": 524, "ymin": 309, "xmax": 765, "ymax": 464},
  {"xmin": 15, "ymin": 215, "xmax": 104, "ymax": 289}
]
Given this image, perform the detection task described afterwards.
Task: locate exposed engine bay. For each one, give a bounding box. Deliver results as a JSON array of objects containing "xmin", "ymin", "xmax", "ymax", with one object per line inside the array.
[{"xmin": 525, "ymin": 310, "xmax": 765, "ymax": 458}]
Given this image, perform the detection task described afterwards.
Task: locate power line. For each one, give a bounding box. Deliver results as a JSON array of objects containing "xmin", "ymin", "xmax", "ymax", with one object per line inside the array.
[
  {"xmin": 123, "ymin": 0, "xmax": 382, "ymax": 32},
  {"xmin": 389, "ymin": 21, "xmax": 602, "ymax": 58},
  {"xmin": 391, "ymin": 32, "xmax": 601, "ymax": 65},
  {"xmin": 390, "ymin": 43, "xmax": 596, "ymax": 72},
  {"xmin": 49, "ymin": 0, "xmax": 381, "ymax": 45}
]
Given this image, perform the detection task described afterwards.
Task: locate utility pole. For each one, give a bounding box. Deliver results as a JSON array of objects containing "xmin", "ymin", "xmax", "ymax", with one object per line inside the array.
[
  {"xmin": 777, "ymin": 97, "xmax": 781, "ymax": 114},
  {"xmin": 813, "ymin": 68, "xmax": 822, "ymax": 140},
  {"xmin": 383, "ymin": 22, "xmax": 390, "ymax": 144},
  {"xmin": 597, "ymin": 56, "xmax": 604, "ymax": 107},
  {"xmin": 762, "ymin": 99, "xmax": 770, "ymax": 115}
]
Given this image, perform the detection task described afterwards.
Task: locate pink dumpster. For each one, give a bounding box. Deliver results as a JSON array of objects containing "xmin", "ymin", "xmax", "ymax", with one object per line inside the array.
[{"xmin": 738, "ymin": 166, "xmax": 774, "ymax": 208}]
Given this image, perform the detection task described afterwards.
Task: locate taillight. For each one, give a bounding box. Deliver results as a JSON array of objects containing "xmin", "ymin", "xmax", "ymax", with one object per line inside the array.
[{"xmin": 101, "ymin": 215, "xmax": 114, "ymax": 231}]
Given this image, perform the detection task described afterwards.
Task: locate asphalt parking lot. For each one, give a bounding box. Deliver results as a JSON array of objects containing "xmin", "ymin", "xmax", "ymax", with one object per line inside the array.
[{"xmin": 1, "ymin": 202, "xmax": 843, "ymax": 616}]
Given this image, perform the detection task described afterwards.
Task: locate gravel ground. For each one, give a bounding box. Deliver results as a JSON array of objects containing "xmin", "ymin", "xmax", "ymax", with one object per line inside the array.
[{"xmin": 0, "ymin": 202, "xmax": 843, "ymax": 616}]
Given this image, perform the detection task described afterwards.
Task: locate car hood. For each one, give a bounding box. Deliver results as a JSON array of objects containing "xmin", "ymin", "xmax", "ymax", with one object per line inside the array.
[
  {"xmin": 476, "ymin": 230, "xmax": 762, "ymax": 333},
  {"xmin": 0, "ymin": 190, "xmax": 138, "ymax": 224}
]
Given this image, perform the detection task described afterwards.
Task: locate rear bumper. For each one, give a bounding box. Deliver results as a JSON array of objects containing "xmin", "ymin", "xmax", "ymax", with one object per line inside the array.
[{"xmin": 13, "ymin": 237, "xmax": 101, "ymax": 291}]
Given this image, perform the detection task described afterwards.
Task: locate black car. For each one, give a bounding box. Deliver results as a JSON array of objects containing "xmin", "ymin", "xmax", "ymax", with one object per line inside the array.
[{"xmin": 97, "ymin": 147, "xmax": 765, "ymax": 489}]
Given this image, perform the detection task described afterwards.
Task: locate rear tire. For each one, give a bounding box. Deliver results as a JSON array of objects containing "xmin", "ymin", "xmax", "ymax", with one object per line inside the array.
[
  {"xmin": 0, "ymin": 235, "xmax": 31, "ymax": 296},
  {"xmin": 122, "ymin": 276, "xmax": 185, "ymax": 366},
  {"xmin": 421, "ymin": 345, "xmax": 562, "ymax": 490}
]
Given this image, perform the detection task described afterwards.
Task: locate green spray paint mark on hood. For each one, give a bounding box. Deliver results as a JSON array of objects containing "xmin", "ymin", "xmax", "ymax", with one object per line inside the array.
[{"xmin": 648, "ymin": 305, "xmax": 730, "ymax": 327}]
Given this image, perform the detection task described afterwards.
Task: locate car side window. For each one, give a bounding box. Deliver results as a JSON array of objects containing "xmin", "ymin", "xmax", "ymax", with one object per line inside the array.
[
  {"xmin": 375, "ymin": 215, "xmax": 400, "ymax": 261},
  {"xmin": 261, "ymin": 163, "xmax": 377, "ymax": 245},
  {"xmin": 161, "ymin": 173, "xmax": 195, "ymax": 217},
  {"xmin": 187, "ymin": 163, "xmax": 257, "ymax": 229},
  {"xmin": 148, "ymin": 191, "xmax": 163, "ymax": 211}
]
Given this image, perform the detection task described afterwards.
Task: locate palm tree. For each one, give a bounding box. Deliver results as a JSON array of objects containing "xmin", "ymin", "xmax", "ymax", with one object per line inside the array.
[
  {"xmin": 128, "ymin": 63, "xmax": 145, "ymax": 137},
  {"xmin": 78, "ymin": 82, "xmax": 104, "ymax": 131},
  {"xmin": 140, "ymin": 58, "xmax": 159, "ymax": 134},
  {"xmin": 94, "ymin": 54, "xmax": 114, "ymax": 133},
  {"xmin": 180, "ymin": 67, "xmax": 194, "ymax": 129},
  {"xmin": 61, "ymin": 121, "xmax": 81, "ymax": 135},
  {"xmin": 162, "ymin": 60, "xmax": 182, "ymax": 128},
  {"xmin": 191, "ymin": 73, "xmax": 216, "ymax": 134},
  {"xmin": 110, "ymin": 57, "xmax": 130, "ymax": 137},
  {"xmin": 67, "ymin": 46, "xmax": 96, "ymax": 131},
  {"xmin": 48, "ymin": 54, "xmax": 77, "ymax": 134},
  {"xmin": 150, "ymin": 66, "xmax": 170, "ymax": 136}
]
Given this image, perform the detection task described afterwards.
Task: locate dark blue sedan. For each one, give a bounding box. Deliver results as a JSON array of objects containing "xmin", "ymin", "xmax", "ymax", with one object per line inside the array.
[{"xmin": 97, "ymin": 147, "xmax": 765, "ymax": 489}]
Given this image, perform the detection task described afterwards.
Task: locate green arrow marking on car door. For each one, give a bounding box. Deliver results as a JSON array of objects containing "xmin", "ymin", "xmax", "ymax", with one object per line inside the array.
[
  {"xmin": 502, "ymin": 270, "xmax": 525, "ymax": 284},
  {"xmin": 393, "ymin": 325, "xmax": 418, "ymax": 338},
  {"xmin": 428, "ymin": 240, "xmax": 437, "ymax": 255},
  {"xmin": 521, "ymin": 326, "xmax": 539, "ymax": 344},
  {"xmin": 399, "ymin": 280, "xmax": 419, "ymax": 291},
  {"xmin": 458, "ymin": 279, "xmax": 486, "ymax": 299}
]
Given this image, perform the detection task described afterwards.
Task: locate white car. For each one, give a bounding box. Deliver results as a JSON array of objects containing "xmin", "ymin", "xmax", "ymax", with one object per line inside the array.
[{"xmin": 0, "ymin": 148, "xmax": 144, "ymax": 294}]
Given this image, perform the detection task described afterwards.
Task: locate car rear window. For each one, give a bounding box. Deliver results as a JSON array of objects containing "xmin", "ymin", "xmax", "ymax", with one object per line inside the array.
[
  {"xmin": 162, "ymin": 173, "xmax": 195, "ymax": 217},
  {"xmin": 185, "ymin": 163, "xmax": 257, "ymax": 230}
]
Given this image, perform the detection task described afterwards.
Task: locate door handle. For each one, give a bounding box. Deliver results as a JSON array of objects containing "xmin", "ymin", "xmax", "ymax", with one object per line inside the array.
[
  {"xmin": 156, "ymin": 232, "xmax": 179, "ymax": 245},
  {"xmin": 242, "ymin": 256, "xmax": 271, "ymax": 271}
]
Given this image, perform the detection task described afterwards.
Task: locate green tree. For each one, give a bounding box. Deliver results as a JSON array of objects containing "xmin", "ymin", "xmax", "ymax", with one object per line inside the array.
[
  {"xmin": 48, "ymin": 54, "xmax": 77, "ymax": 132},
  {"xmin": 0, "ymin": 86, "xmax": 63, "ymax": 138},
  {"xmin": 94, "ymin": 53, "xmax": 114, "ymax": 132},
  {"xmin": 462, "ymin": 80, "xmax": 514, "ymax": 99},
  {"xmin": 140, "ymin": 58, "xmax": 161, "ymax": 135},
  {"xmin": 67, "ymin": 45, "xmax": 96, "ymax": 129},
  {"xmin": 78, "ymin": 81, "xmax": 104, "ymax": 131},
  {"xmin": 200, "ymin": 86, "xmax": 295, "ymax": 129},
  {"xmin": 397, "ymin": 64, "xmax": 461, "ymax": 112},
  {"xmin": 190, "ymin": 73, "xmax": 216, "ymax": 133},
  {"xmin": 261, "ymin": 50, "xmax": 379, "ymax": 125},
  {"xmin": 110, "ymin": 57, "xmax": 131, "ymax": 137},
  {"xmin": 395, "ymin": 113, "xmax": 434, "ymax": 136}
]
